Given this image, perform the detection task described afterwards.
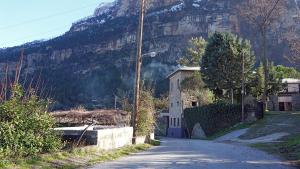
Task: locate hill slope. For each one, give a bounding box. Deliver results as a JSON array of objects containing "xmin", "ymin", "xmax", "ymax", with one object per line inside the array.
[{"xmin": 0, "ymin": 0, "xmax": 299, "ymax": 109}]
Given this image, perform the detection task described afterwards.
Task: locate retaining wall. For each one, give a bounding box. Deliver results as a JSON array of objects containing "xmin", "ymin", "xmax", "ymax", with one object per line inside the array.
[{"xmin": 56, "ymin": 126, "xmax": 133, "ymax": 150}]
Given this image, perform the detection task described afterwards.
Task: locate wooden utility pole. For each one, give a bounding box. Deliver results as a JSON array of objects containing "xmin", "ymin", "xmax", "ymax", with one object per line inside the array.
[{"xmin": 132, "ymin": 0, "xmax": 146, "ymax": 142}]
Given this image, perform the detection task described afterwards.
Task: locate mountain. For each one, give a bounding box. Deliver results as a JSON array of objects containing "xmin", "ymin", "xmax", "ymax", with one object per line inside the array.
[{"xmin": 0, "ymin": 0, "xmax": 299, "ymax": 109}]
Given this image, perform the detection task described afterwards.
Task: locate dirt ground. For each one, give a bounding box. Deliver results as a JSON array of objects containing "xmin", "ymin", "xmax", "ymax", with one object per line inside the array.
[{"xmin": 239, "ymin": 111, "xmax": 300, "ymax": 168}]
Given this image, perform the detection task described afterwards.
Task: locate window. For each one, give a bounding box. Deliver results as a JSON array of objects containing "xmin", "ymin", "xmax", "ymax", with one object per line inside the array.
[
  {"xmin": 171, "ymin": 103, "xmax": 173, "ymax": 108},
  {"xmin": 170, "ymin": 118, "xmax": 173, "ymax": 126},
  {"xmin": 170, "ymin": 82, "xmax": 173, "ymax": 91},
  {"xmin": 173, "ymin": 118, "xmax": 176, "ymax": 126},
  {"xmin": 298, "ymin": 84, "xmax": 300, "ymax": 93},
  {"xmin": 177, "ymin": 79, "xmax": 180, "ymax": 89},
  {"xmin": 177, "ymin": 118, "xmax": 180, "ymax": 126},
  {"xmin": 192, "ymin": 101, "xmax": 198, "ymax": 107},
  {"xmin": 177, "ymin": 101, "xmax": 180, "ymax": 106}
]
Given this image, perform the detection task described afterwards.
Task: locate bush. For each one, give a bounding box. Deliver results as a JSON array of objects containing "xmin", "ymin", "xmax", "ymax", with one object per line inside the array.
[
  {"xmin": 136, "ymin": 89, "xmax": 155, "ymax": 136},
  {"xmin": 184, "ymin": 103, "xmax": 241, "ymax": 136},
  {"xmin": 0, "ymin": 85, "xmax": 62, "ymax": 158}
]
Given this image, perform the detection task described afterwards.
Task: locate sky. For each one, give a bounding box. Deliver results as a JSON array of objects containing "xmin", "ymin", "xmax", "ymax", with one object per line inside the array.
[{"xmin": 0, "ymin": 0, "xmax": 114, "ymax": 48}]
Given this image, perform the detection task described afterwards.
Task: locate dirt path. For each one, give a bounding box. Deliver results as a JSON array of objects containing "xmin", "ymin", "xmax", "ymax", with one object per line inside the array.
[{"xmin": 89, "ymin": 138, "xmax": 294, "ymax": 169}]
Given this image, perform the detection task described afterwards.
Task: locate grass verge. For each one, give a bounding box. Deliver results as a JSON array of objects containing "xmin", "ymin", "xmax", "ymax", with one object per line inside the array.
[
  {"xmin": 0, "ymin": 144, "xmax": 151, "ymax": 169},
  {"xmin": 251, "ymin": 134, "xmax": 300, "ymax": 167},
  {"xmin": 206, "ymin": 122, "xmax": 254, "ymax": 140}
]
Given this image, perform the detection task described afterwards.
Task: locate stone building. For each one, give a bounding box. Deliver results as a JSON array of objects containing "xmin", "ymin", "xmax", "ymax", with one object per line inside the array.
[
  {"xmin": 166, "ymin": 67, "xmax": 200, "ymax": 138},
  {"xmin": 269, "ymin": 78, "xmax": 300, "ymax": 111}
]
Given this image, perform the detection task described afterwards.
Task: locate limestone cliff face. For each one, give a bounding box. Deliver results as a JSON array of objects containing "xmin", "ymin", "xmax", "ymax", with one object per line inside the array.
[{"xmin": 0, "ymin": 0, "xmax": 299, "ymax": 109}]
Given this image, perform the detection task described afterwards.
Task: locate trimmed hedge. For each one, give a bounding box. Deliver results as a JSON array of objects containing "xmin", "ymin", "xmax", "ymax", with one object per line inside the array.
[{"xmin": 184, "ymin": 103, "xmax": 242, "ymax": 137}]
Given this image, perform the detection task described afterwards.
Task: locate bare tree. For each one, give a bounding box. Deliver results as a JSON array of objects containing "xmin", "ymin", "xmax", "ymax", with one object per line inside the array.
[{"xmin": 238, "ymin": 0, "xmax": 287, "ymax": 111}]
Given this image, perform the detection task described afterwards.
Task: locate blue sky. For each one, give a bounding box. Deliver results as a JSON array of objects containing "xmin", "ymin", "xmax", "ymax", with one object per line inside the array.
[{"xmin": 0, "ymin": 0, "xmax": 113, "ymax": 48}]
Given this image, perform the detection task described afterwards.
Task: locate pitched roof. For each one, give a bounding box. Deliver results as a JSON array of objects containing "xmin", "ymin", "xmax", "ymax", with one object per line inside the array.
[{"xmin": 167, "ymin": 66, "xmax": 200, "ymax": 78}]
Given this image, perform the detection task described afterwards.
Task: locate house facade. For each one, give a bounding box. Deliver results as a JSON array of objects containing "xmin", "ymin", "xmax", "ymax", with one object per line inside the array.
[
  {"xmin": 167, "ymin": 67, "xmax": 200, "ymax": 138},
  {"xmin": 269, "ymin": 78, "xmax": 300, "ymax": 111}
]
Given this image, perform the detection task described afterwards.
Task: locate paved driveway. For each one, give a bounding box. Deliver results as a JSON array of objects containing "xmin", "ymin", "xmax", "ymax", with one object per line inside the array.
[{"xmin": 89, "ymin": 138, "xmax": 295, "ymax": 169}]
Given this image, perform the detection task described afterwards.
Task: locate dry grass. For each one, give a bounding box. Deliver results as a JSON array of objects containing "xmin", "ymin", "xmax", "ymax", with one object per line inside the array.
[{"xmin": 0, "ymin": 144, "xmax": 151, "ymax": 169}]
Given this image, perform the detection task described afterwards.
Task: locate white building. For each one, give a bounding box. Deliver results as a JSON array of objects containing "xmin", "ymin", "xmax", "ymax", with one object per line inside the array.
[{"xmin": 166, "ymin": 67, "xmax": 200, "ymax": 138}]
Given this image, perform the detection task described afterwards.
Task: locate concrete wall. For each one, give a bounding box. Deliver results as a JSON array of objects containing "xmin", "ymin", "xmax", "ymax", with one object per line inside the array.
[
  {"xmin": 56, "ymin": 126, "xmax": 133, "ymax": 150},
  {"xmin": 96, "ymin": 127, "xmax": 133, "ymax": 150}
]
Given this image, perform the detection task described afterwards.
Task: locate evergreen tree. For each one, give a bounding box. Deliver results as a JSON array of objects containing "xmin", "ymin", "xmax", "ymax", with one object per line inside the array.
[{"xmin": 201, "ymin": 32, "xmax": 255, "ymax": 101}]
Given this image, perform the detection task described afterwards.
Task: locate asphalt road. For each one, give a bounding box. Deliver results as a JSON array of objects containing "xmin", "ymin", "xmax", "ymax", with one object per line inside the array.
[{"xmin": 89, "ymin": 138, "xmax": 295, "ymax": 169}]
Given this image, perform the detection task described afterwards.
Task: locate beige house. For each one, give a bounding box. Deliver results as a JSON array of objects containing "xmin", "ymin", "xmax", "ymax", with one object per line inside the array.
[
  {"xmin": 269, "ymin": 78, "xmax": 300, "ymax": 111},
  {"xmin": 166, "ymin": 67, "xmax": 200, "ymax": 138}
]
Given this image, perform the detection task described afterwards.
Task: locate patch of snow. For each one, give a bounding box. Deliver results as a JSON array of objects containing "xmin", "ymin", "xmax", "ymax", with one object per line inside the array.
[
  {"xmin": 170, "ymin": 2, "xmax": 185, "ymax": 12},
  {"xmin": 192, "ymin": 3, "xmax": 201, "ymax": 8},
  {"xmin": 147, "ymin": 2, "xmax": 185, "ymax": 16}
]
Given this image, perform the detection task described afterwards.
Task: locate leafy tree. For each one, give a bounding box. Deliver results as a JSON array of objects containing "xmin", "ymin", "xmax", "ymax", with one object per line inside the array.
[
  {"xmin": 181, "ymin": 72, "xmax": 214, "ymax": 106},
  {"xmin": 178, "ymin": 37, "xmax": 207, "ymax": 66},
  {"xmin": 201, "ymin": 32, "xmax": 255, "ymax": 102},
  {"xmin": 238, "ymin": 0, "xmax": 287, "ymax": 110},
  {"xmin": 249, "ymin": 63, "xmax": 285, "ymax": 109},
  {"xmin": 273, "ymin": 65, "xmax": 300, "ymax": 79}
]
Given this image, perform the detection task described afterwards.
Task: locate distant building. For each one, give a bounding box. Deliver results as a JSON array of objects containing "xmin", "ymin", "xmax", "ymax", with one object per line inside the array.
[
  {"xmin": 269, "ymin": 78, "xmax": 300, "ymax": 111},
  {"xmin": 166, "ymin": 67, "xmax": 200, "ymax": 138}
]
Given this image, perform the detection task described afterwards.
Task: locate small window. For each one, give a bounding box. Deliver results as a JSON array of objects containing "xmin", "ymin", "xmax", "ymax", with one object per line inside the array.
[
  {"xmin": 171, "ymin": 103, "xmax": 173, "ymax": 107},
  {"xmin": 173, "ymin": 118, "xmax": 176, "ymax": 126},
  {"xmin": 170, "ymin": 118, "xmax": 173, "ymax": 126},
  {"xmin": 177, "ymin": 101, "xmax": 180, "ymax": 106},
  {"xmin": 170, "ymin": 82, "xmax": 173, "ymax": 91},
  {"xmin": 177, "ymin": 79, "xmax": 180, "ymax": 89},
  {"xmin": 177, "ymin": 118, "xmax": 180, "ymax": 126},
  {"xmin": 192, "ymin": 101, "xmax": 198, "ymax": 107}
]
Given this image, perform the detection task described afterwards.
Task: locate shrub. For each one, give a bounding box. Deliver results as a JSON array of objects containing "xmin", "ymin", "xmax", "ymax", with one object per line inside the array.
[
  {"xmin": 136, "ymin": 89, "xmax": 155, "ymax": 136},
  {"xmin": 0, "ymin": 85, "xmax": 62, "ymax": 158},
  {"xmin": 184, "ymin": 103, "xmax": 241, "ymax": 136}
]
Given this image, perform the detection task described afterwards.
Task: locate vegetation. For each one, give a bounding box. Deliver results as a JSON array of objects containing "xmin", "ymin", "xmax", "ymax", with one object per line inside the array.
[
  {"xmin": 184, "ymin": 102, "xmax": 242, "ymax": 137},
  {"xmin": 136, "ymin": 87, "xmax": 156, "ymax": 136},
  {"xmin": 0, "ymin": 144, "xmax": 151, "ymax": 169},
  {"xmin": 273, "ymin": 65, "xmax": 300, "ymax": 79},
  {"xmin": 181, "ymin": 72, "xmax": 214, "ymax": 106},
  {"xmin": 238, "ymin": 0, "xmax": 287, "ymax": 110},
  {"xmin": 0, "ymin": 85, "xmax": 62, "ymax": 159},
  {"xmin": 249, "ymin": 64, "xmax": 299, "ymax": 102},
  {"xmin": 240, "ymin": 111, "xmax": 300, "ymax": 167},
  {"xmin": 206, "ymin": 122, "xmax": 254, "ymax": 140},
  {"xmin": 178, "ymin": 37, "xmax": 207, "ymax": 66},
  {"xmin": 201, "ymin": 32, "xmax": 255, "ymax": 101}
]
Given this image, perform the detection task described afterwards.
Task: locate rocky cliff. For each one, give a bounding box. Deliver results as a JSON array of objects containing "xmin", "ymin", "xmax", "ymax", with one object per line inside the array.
[{"xmin": 0, "ymin": 0, "xmax": 299, "ymax": 109}]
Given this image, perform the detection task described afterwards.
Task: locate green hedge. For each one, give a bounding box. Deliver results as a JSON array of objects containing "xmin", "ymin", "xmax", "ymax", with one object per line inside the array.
[{"xmin": 184, "ymin": 103, "xmax": 242, "ymax": 137}]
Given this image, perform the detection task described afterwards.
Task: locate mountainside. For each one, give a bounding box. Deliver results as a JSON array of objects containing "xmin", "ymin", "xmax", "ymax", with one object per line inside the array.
[{"xmin": 0, "ymin": 0, "xmax": 299, "ymax": 109}]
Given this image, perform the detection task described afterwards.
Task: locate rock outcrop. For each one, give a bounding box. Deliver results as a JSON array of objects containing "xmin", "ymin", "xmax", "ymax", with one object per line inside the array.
[{"xmin": 0, "ymin": 0, "xmax": 299, "ymax": 108}]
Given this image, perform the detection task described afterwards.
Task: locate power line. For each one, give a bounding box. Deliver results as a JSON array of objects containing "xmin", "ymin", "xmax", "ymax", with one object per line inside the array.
[
  {"xmin": 0, "ymin": 24, "xmax": 71, "ymax": 47},
  {"xmin": 0, "ymin": 2, "xmax": 102, "ymax": 31}
]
